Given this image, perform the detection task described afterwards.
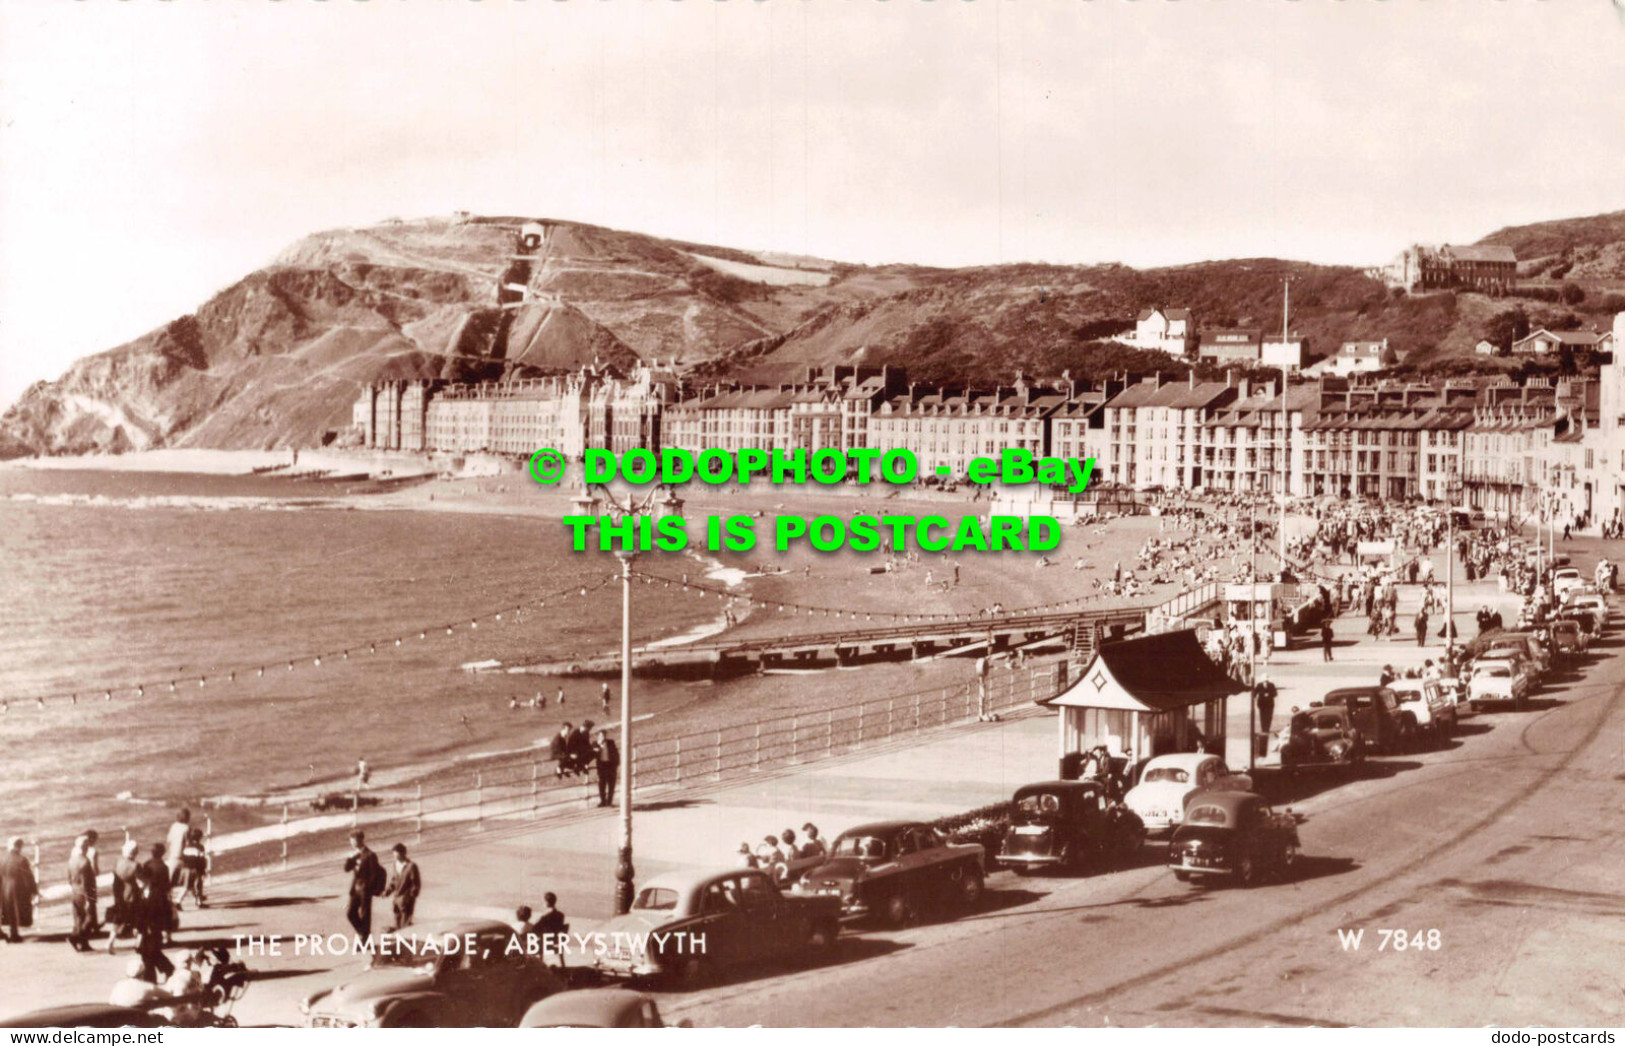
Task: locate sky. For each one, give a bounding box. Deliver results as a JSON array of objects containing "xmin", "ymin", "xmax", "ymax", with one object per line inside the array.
[{"xmin": 2, "ymin": 0, "xmax": 1624, "ymax": 410}]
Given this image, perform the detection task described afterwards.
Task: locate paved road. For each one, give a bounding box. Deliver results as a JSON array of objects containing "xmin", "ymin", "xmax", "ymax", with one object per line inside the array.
[{"xmin": 662, "ymin": 639, "xmax": 1625, "ymax": 1027}]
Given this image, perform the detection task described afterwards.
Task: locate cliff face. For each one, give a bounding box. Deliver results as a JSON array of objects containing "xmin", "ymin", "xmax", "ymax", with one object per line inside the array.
[
  {"xmin": 0, "ymin": 216, "xmax": 828, "ymax": 457},
  {"xmin": 7, "ymin": 209, "xmax": 1622, "ymax": 458}
]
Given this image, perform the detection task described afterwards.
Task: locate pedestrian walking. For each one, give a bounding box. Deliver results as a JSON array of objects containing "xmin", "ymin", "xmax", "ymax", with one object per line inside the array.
[
  {"xmin": 1253, "ymin": 676, "xmax": 1278, "ymax": 735},
  {"xmin": 137, "ymin": 843, "xmax": 175, "ymax": 971},
  {"xmin": 164, "ymin": 810, "xmax": 190, "ymax": 895},
  {"xmin": 384, "ymin": 843, "xmax": 421, "ymax": 931},
  {"xmin": 1415, "ymin": 608, "xmax": 1429, "ymax": 648},
  {"xmin": 600, "ymin": 681, "xmax": 611, "ymax": 715},
  {"xmin": 342, "ymin": 829, "xmax": 384, "ymax": 939},
  {"xmin": 1, "ymin": 837, "xmax": 36, "ymax": 944},
  {"xmin": 535, "ymin": 893, "xmax": 566, "ymax": 938},
  {"xmin": 594, "ymin": 730, "xmax": 620, "ymax": 808},
  {"xmin": 67, "ymin": 831, "xmax": 100, "ymax": 952},
  {"xmin": 107, "ymin": 839, "xmax": 141, "ymax": 953}
]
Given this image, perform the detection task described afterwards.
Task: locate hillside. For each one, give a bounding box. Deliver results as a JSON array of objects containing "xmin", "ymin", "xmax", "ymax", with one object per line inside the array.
[
  {"xmin": 1478, "ymin": 209, "xmax": 1625, "ymax": 282},
  {"xmin": 5, "ymin": 208, "xmax": 1623, "ymax": 459}
]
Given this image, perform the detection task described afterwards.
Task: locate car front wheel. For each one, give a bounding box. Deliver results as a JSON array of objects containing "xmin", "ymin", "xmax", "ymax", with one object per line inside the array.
[
  {"xmin": 954, "ymin": 864, "xmax": 984, "ymax": 909},
  {"xmin": 1236, "ymin": 855, "xmax": 1258, "ymax": 888},
  {"xmin": 883, "ymin": 891, "xmax": 915, "ymax": 927}
]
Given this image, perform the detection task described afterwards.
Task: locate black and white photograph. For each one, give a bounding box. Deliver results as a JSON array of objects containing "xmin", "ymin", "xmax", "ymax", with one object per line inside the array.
[{"xmin": 1, "ymin": 0, "xmax": 1623, "ymax": 1033}]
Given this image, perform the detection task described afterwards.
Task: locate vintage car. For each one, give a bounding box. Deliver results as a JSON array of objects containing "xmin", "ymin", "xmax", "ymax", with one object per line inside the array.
[
  {"xmin": 1386, "ymin": 678, "xmax": 1457, "ymax": 747},
  {"xmin": 1122, "ymin": 753, "xmax": 1244, "ymax": 833},
  {"xmin": 996, "ymin": 780, "xmax": 1146, "ymax": 874},
  {"xmin": 596, "ymin": 867, "xmax": 840, "ymax": 987},
  {"xmin": 519, "ymin": 990, "xmax": 687, "ymax": 1028},
  {"xmin": 1548, "ymin": 618, "xmax": 1587, "ymax": 658},
  {"xmin": 1167, "ymin": 791, "xmax": 1301, "ymax": 887},
  {"xmin": 1320, "ymin": 686, "xmax": 1419, "ymax": 754},
  {"xmin": 796, "ymin": 820, "xmax": 985, "ymax": 925},
  {"xmin": 1274, "ymin": 704, "xmax": 1363, "ymax": 772},
  {"xmin": 1555, "ymin": 605, "xmax": 1601, "ymax": 642},
  {"xmin": 1468, "ymin": 657, "xmax": 1531, "ymax": 711},
  {"xmin": 1, "ymin": 1005, "xmax": 169, "ymax": 1029},
  {"xmin": 1486, "ymin": 632, "xmax": 1550, "ymax": 679},
  {"xmin": 1564, "ymin": 592, "xmax": 1610, "ymax": 630},
  {"xmin": 1552, "ymin": 567, "xmax": 1585, "ymax": 601},
  {"xmin": 300, "ymin": 920, "xmax": 564, "ymax": 1028}
]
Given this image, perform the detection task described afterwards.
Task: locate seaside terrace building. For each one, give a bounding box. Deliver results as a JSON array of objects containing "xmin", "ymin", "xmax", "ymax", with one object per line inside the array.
[
  {"xmin": 1300, "ymin": 380, "xmax": 1476, "ymax": 501},
  {"xmin": 868, "ymin": 377, "xmax": 1064, "ymax": 479},
  {"xmin": 1200, "ymin": 381, "xmax": 1321, "ymax": 495},
  {"xmin": 1093, "ymin": 374, "xmax": 1239, "ymax": 490}
]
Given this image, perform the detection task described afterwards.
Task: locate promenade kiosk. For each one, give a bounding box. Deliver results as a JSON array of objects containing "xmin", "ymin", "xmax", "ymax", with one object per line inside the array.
[{"xmin": 1042, "ymin": 629, "xmax": 1247, "ymax": 776}]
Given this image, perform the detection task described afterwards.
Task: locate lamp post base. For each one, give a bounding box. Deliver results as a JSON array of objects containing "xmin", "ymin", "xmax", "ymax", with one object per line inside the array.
[{"xmin": 614, "ymin": 845, "xmax": 635, "ymax": 915}]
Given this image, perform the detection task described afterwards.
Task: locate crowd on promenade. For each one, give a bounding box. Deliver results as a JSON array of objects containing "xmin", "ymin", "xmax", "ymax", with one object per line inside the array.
[{"xmin": 0, "ymin": 810, "xmax": 209, "ymax": 981}]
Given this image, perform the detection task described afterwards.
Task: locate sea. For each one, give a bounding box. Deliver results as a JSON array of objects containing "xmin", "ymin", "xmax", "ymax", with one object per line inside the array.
[{"xmin": 0, "ymin": 468, "xmax": 721, "ymax": 856}]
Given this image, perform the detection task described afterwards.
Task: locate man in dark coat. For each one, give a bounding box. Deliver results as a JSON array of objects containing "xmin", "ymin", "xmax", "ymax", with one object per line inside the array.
[
  {"xmin": 67, "ymin": 831, "xmax": 100, "ymax": 952},
  {"xmin": 570, "ymin": 721, "xmax": 596, "ymax": 778},
  {"xmin": 137, "ymin": 843, "xmax": 175, "ymax": 978},
  {"xmin": 1252, "ymin": 676, "xmax": 1278, "ymax": 735},
  {"xmin": 550, "ymin": 723, "xmax": 574, "ymax": 777},
  {"xmin": 594, "ymin": 730, "xmax": 620, "ymax": 808},
  {"xmin": 1320, "ymin": 618, "xmax": 1335, "ymax": 662},
  {"xmin": 384, "ymin": 843, "xmax": 421, "ymax": 932},
  {"xmin": 1, "ymin": 837, "xmax": 36, "ymax": 943},
  {"xmin": 342, "ymin": 830, "xmax": 382, "ymax": 938}
]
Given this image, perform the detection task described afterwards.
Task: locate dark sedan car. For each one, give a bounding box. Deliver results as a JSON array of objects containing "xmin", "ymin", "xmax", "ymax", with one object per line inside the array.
[
  {"xmin": 996, "ymin": 780, "xmax": 1145, "ymax": 875},
  {"xmin": 796, "ymin": 820, "xmax": 984, "ymax": 925},
  {"xmin": 300, "ymin": 919, "xmax": 564, "ymax": 1027},
  {"xmin": 594, "ymin": 867, "xmax": 841, "ymax": 987},
  {"xmin": 1168, "ymin": 791, "xmax": 1301, "ymax": 888},
  {"xmin": 1321, "ymin": 686, "xmax": 1418, "ymax": 754}
]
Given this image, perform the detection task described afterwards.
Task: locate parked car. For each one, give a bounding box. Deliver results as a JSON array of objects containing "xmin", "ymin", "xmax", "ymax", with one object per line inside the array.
[
  {"xmin": 1274, "ymin": 704, "xmax": 1364, "ymax": 772},
  {"xmin": 1122, "ymin": 753, "xmax": 1245, "ymax": 834},
  {"xmin": 596, "ymin": 868, "xmax": 840, "ymax": 987},
  {"xmin": 2, "ymin": 1005, "xmax": 168, "ymax": 1029},
  {"xmin": 1549, "ymin": 618, "xmax": 1586, "ymax": 659},
  {"xmin": 796, "ymin": 820, "xmax": 985, "ymax": 926},
  {"xmin": 1555, "ymin": 605, "xmax": 1601, "ymax": 642},
  {"xmin": 1482, "ymin": 633, "xmax": 1548, "ymax": 680},
  {"xmin": 1468, "ymin": 658, "xmax": 1531, "ymax": 712},
  {"xmin": 1167, "ymin": 791, "xmax": 1301, "ymax": 888},
  {"xmin": 1564, "ymin": 592, "xmax": 1610, "ymax": 629},
  {"xmin": 1386, "ymin": 678, "xmax": 1457, "ymax": 747},
  {"xmin": 1320, "ymin": 686, "xmax": 1419, "ymax": 754},
  {"xmin": 1552, "ymin": 567, "xmax": 1585, "ymax": 601},
  {"xmin": 520, "ymin": 990, "xmax": 686, "ymax": 1028},
  {"xmin": 997, "ymin": 780, "xmax": 1146, "ymax": 874},
  {"xmin": 300, "ymin": 920, "xmax": 564, "ymax": 1028}
]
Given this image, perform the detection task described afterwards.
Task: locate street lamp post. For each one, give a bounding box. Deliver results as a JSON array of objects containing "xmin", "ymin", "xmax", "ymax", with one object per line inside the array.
[
  {"xmin": 581, "ymin": 482, "xmax": 677, "ymax": 916},
  {"xmin": 1447, "ymin": 476, "xmax": 1463, "ymax": 660}
]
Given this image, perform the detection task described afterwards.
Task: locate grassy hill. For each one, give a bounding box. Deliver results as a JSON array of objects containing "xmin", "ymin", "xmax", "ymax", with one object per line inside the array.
[{"xmin": 5, "ymin": 207, "xmax": 1623, "ymax": 459}]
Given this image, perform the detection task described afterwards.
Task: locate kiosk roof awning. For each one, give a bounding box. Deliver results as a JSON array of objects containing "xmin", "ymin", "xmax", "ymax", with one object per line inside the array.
[{"xmin": 1043, "ymin": 629, "xmax": 1246, "ymax": 712}]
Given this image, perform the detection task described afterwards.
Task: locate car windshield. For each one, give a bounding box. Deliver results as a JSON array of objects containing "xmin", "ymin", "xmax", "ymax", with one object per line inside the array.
[
  {"xmin": 1476, "ymin": 665, "xmax": 1511, "ymax": 678},
  {"xmin": 1143, "ymin": 767, "xmax": 1190, "ymax": 784},
  {"xmin": 632, "ymin": 888, "xmax": 680, "ymax": 911},
  {"xmin": 1310, "ymin": 711, "xmax": 1346, "ymax": 730},
  {"xmin": 832, "ymin": 835, "xmax": 890, "ymax": 860},
  {"xmin": 1015, "ymin": 793, "xmax": 1065, "ymax": 821},
  {"xmin": 1185, "ymin": 804, "xmax": 1231, "ymax": 826}
]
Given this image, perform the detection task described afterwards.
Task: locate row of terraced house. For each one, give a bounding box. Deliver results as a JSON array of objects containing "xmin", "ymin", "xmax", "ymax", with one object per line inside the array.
[{"xmin": 351, "ymin": 312, "xmax": 1625, "ymax": 531}]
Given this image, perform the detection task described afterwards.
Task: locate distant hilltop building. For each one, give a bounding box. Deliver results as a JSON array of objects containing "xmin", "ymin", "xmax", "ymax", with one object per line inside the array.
[
  {"xmin": 1379, "ymin": 243, "xmax": 1517, "ymax": 295},
  {"xmin": 1118, "ymin": 307, "xmax": 1195, "ymax": 356}
]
